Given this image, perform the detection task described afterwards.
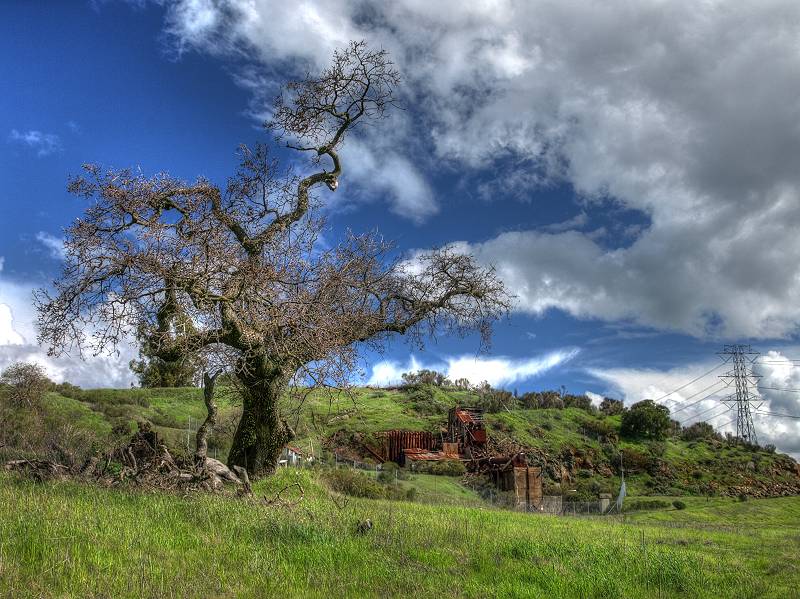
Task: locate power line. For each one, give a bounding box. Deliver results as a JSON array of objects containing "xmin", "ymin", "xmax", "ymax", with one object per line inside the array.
[
  {"xmin": 679, "ymin": 405, "xmax": 730, "ymax": 425},
  {"xmin": 758, "ymin": 385, "xmax": 800, "ymax": 394},
  {"xmin": 653, "ymin": 363, "xmax": 726, "ymax": 402},
  {"xmin": 669, "ymin": 384, "xmax": 729, "ymax": 416},
  {"xmin": 680, "ymin": 380, "xmax": 728, "ymax": 403},
  {"xmin": 679, "ymin": 404, "xmax": 731, "ymax": 426},
  {"xmin": 716, "ymin": 417, "xmax": 737, "ymax": 430},
  {"xmin": 754, "ymin": 409, "xmax": 800, "ymax": 420},
  {"xmin": 755, "ymin": 360, "xmax": 800, "ymax": 364}
]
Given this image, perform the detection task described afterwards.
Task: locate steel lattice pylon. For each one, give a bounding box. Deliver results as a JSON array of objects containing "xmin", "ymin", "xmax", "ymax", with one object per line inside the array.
[{"xmin": 718, "ymin": 345, "xmax": 762, "ymax": 444}]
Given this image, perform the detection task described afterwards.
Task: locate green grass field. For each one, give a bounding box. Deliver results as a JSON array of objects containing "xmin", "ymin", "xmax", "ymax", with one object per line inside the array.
[
  {"xmin": 4, "ymin": 386, "xmax": 799, "ymax": 597},
  {"xmin": 1, "ymin": 470, "xmax": 798, "ymax": 599}
]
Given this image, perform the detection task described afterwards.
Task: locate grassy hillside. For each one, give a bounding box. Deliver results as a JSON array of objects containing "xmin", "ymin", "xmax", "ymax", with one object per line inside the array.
[
  {"xmin": 25, "ymin": 383, "xmax": 800, "ymax": 502},
  {"xmin": 1, "ymin": 470, "xmax": 798, "ymax": 598}
]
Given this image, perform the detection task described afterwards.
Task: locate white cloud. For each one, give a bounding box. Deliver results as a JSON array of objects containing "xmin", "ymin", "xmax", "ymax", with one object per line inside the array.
[
  {"xmin": 366, "ymin": 348, "xmax": 579, "ymax": 388},
  {"xmin": 366, "ymin": 355, "xmax": 424, "ymax": 387},
  {"xmin": 341, "ymin": 137, "xmax": 438, "ymax": 223},
  {"xmin": 0, "ymin": 304, "xmax": 25, "ymax": 346},
  {"xmin": 452, "ymin": 221, "xmax": 800, "ymax": 338},
  {"xmin": 0, "ymin": 274, "xmax": 36, "ymax": 345},
  {"xmin": 589, "ymin": 361, "xmax": 729, "ymax": 415},
  {"xmin": 160, "ymin": 0, "xmax": 800, "ymax": 338},
  {"xmin": 0, "ymin": 343, "xmax": 136, "ymax": 388},
  {"xmin": 585, "ymin": 391, "xmax": 605, "ymax": 407},
  {"xmin": 8, "ymin": 129, "xmax": 62, "ymax": 156},
  {"xmin": 0, "ymin": 263, "xmax": 137, "ymax": 388},
  {"xmin": 35, "ymin": 232, "xmax": 66, "ymax": 260},
  {"xmin": 541, "ymin": 212, "xmax": 588, "ymax": 233}
]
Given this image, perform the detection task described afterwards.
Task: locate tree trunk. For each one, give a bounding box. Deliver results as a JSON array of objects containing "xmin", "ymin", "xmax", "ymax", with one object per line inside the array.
[
  {"xmin": 195, "ymin": 370, "xmax": 221, "ymax": 467},
  {"xmin": 227, "ymin": 359, "xmax": 294, "ymax": 477}
]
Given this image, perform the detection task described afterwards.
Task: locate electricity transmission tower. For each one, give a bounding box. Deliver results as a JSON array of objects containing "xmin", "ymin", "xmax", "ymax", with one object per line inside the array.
[{"xmin": 718, "ymin": 345, "xmax": 762, "ymax": 444}]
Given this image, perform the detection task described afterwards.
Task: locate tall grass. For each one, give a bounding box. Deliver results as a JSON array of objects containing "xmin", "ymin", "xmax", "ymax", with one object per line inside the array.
[{"xmin": 1, "ymin": 471, "xmax": 797, "ymax": 598}]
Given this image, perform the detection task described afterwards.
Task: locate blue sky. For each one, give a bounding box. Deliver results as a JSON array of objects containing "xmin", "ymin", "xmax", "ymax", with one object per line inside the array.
[{"xmin": 2, "ymin": 1, "xmax": 800, "ymax": 455}]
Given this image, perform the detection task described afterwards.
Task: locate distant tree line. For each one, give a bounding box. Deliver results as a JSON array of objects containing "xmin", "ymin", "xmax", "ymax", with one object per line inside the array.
[{"xmin": 397, "ymin": 368, "xmax": 777, "ymax": 448}]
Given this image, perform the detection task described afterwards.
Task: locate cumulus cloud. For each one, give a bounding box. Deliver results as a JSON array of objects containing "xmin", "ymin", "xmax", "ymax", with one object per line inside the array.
[
  {"xmin": 160, "ymin": 0, "xmax": 800, "ymax": 338},
  {"xmin": 585, "ymin": 391, "xmax": 605, "ymax": 407},
  {"xmin": 341, "ymin": 137, "xmax": 438, "ymax": 222},
  {"xmin": 750, "ymin": 351, "xmax": 800, "ymax": 457},
  {"xmin": 35, "ymin": 232, "xmax": 66, "ymax": 260},
  {"xmin": 0, "ymin": 304, "xmax": 25, "ymax": 346},
  {"xmin": 366, "ymin": 348, "xmax": 579, "ymax": 387},
  {"xmin": 8, "ymin": 129, "xmax": 62, "ymax": 156},
  {"xmin": 163, "ymin": 1, "xmax": 438, "ymax": 222},
  {"xmin": 0, "ymin": 263, "xmax": 137, "ymax": 388},
  {"xmin": 451, "ymin": 220, "xmax": 800, "ymax": 338},
  {"xmin": 0, "ymin": 343, "xmax": 136, "ymax": 388},
  {"xmin": 541, "ymin": 212, "xmax": 588, "ymax": 234},
  {"xmin": 589, "ymin": 361, "xmax": 731, "ymax": 418},
  {"xmin": 591, "ymin": 350, "xmax": 800, "ymax": 458}
]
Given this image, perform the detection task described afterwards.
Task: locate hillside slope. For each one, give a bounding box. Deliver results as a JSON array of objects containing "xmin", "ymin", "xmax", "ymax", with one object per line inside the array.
[{"xmin": 20, "ymin": 383, "xmax": 800, "ymax": 500}]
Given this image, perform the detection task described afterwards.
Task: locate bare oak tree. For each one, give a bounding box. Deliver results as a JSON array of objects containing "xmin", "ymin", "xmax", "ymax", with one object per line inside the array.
[{"xmin": 36, "ymin": 42, "xmax": 511, "ymax": 476}]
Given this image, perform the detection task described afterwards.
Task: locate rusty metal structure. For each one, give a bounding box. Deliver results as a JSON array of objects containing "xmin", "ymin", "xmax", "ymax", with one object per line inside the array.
[
  {"xmin": 376, "ymin": 430, "xmax": 436, "ymax": 465},
  {"xmin": 447, "ymin": 407, "xmax": 488, "ymax": 454},
  {"xmin": 512, "ymin": 466, "xmax": 543, "ymax": 510},
  {"xmin": 368, "ymin": 406, "xmax": 543, "ymax": 509},
  {"xmin": 476, "ymin": 452, "xmax": 542, "ymax": 509}
]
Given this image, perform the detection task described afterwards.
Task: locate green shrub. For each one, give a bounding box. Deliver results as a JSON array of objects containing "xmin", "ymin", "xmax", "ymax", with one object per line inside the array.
[
  {"xmin": 323, "ymin": 469, "xmax": 386, "ymax": 499},
  {"xmin": 377, "ymin": 462, "xmax": 408, "ymax": 483},
  {"xmin": 672, "ymin": 500, "xmax": 686, "ymax": 510},
  {"xmin": 589, "ymin": 479, "xmax": 612, "ymax": 495},
  {"xmin": 407, "ymin": 385, "xmax": 449, "ymax": 416},
  {"xmin": 1, "ymin": 362, "xmax": 50, "ymax": 410},
  {"xmin": 542, "ymin": 481, "xmax": 562, "ymax": 496},
  {"xmin": 646, "ymin": 441, "xmax": 666, "ymax": 457},
  {"xmin": 582, "ymin": 418, "xmax": 614, "ymax": 440},
  {"xmin": 429, "ymin": 460, "xmax": 466, "ymax": 477},
  {"xmin": 620, "ymin": 400, "xmax": 671, "ymax": 440},
  {"xmin": 53, "ymin": 382, "xmax": 85, "ymax": 401},
  {"xmin": 681, "ymin": 421, "xmax": 717, "ymax": 441},
  {"xmin": 148, "ymin": 410, "xmax": 181, "ymax": 429},
  {"xmin": 618, "ymin": 448, "xmax": 652, "ymax": 474},
  {"xmin": 599, "ymin": 397, "xmax": 625, "ymax": 416}
]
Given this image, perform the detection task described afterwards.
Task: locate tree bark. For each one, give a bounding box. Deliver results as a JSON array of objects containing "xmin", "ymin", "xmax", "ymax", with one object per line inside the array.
[
  {"xmin": 195, "ymin": 370, "xmax": 221, "ymax": 466},
  {"xmin": 227, "ymin": 358, "xmax": 294, "ymax": 477}
]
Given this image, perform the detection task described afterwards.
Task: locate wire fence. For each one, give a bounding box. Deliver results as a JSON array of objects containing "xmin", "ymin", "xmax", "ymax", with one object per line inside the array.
[{"xmin": 290, "ymin": 456, "xmax": 620, "ymax": 517}]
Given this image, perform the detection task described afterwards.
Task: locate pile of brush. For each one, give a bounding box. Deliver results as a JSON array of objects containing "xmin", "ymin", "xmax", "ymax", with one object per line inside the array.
[{"xmin": 4, "ymin": 421, "xmax": 246, "ymax": 493}]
